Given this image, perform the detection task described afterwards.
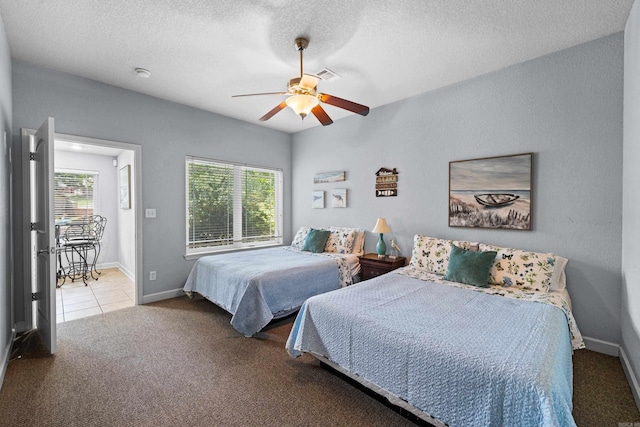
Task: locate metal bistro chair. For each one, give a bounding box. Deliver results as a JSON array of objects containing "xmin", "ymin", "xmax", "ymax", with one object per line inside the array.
[
  {"xmin": 55, "ymin": 224, "xmax": 67, "ymax": 288},
  {"xmin": 60, "ymin": 222, "xmax": 94, "ymax": 285},
  {"xmin": 59, "ymin": 215, "xmax": 107, "ymax": 285},
  {"xmin": 85, "ymin": 215, "xmax": 107, "ymax": 278}
]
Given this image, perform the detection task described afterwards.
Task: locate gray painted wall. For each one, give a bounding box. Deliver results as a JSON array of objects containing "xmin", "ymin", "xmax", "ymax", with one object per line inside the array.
[
  {"xmin": 0, "ymin": 16, "xmax": 13, "ymax": 384},
  {"xmin": 11, "ymin": 60, "xmax": 292, "ymax": 326},
  {"xmin": 292, "ymin": 34, "xmax": 624, "ymax": 345},
  {"xmin": 54, "ymin": 150, "xmax": 119, "ymax": 267},
  {"xmin": 623, "ymin": 0, "xmax": 640, "ymax": 405}
]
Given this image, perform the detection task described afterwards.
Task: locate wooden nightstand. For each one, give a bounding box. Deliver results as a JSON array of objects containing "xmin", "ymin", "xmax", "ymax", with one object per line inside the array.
[{"xmin": 359, "ymin": 253, "xmax": 407, "ymax": 281}]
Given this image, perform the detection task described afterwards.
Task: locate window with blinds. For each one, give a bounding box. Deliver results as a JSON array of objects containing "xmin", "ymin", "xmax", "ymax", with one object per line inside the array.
[
  {"xmin": 54, "ymin": 170, "xmax": 100, "ymax": 223},
  {"xmin": 186, "ymin": 156, "xmax": 283, "ymax": 254}
]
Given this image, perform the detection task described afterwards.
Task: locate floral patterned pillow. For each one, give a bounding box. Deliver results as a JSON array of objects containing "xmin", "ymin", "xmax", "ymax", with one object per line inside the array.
[
  {"xmin": 323, "ymin": 227, "xmax": 357, "ymax": 254},
  {"xmin": 409, "ymin": 235, "xmax": 478, "ymax": 275},
  {"xmin": 478, "ymin": 244, "xmax": 559, "ymax": 292},
  {"xmin": 290, "ymin": 227, "xmax": 310, "ymax": 250}
]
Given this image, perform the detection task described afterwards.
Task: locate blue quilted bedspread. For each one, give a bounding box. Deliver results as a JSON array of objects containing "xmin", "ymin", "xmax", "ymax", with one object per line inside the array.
[
  {"xmin": 184, "ymin": 247, "xmax": 341, "ymax": 336},
  {"xmin": 286, "ymin": 272, "xmax": 575, "ymax": 427}
]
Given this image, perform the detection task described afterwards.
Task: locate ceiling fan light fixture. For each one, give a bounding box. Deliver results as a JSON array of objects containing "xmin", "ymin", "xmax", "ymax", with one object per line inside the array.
[
  {"xmin": 285, "ymin": 94, "xmax": 318, "ymax": 119},
  {"xmin": 233, "ymin": 37, "xmax": 368, "ymax": 125}
]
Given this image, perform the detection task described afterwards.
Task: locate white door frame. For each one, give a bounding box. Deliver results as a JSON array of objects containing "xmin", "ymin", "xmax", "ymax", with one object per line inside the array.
[{"xmin": 22, "ymin": 129, "xmax": 143, "ymax": 329}]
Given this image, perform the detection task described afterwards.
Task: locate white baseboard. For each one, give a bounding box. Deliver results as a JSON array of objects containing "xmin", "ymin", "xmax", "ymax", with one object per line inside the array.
[
  {"xmin": 141, "ymin": 288, "xmax": 185, "ymax": 304},
  {"xmin": 95, "ymin": 261, "xmax": 119, "ymax": 270},
  {"xmin": 620, "ymin": 346, "xmax": 640, "ymax": 411},
  {"xmin": 581, "ymin": 337, "xmax": 640, "ymax": 411},
  {"xmin": 93, "ymin": 261, "xmax": 135, "ymax": 286},
  {"xmin": 583, "ymin": 336, "xmax": 619, "ymax": 356},
  {"xmin": 115, "ymin": 263, "xmax": 135, "ymax": 282},
  {"xmin": 0, "ymin": 329, "xmax": 16, "ymax": 391}
]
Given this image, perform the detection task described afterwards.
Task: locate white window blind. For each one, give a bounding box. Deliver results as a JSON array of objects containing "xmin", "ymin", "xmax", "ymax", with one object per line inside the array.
[
  {"xmin": 54, "ymin": 169, "xmax": 100, "ymax": 223},
  {"xmin": 186, "ymin": 156, "xmax": 282, "ymax": 254}
]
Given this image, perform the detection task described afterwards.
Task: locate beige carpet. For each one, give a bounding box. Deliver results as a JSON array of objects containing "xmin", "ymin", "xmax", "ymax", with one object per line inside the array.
[{"xmin": 1, "ymin": 296, "xmax": 638, "ymax": 427}]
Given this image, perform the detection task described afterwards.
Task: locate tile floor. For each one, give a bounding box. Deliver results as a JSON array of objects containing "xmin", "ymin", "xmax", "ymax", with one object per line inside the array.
[{"xmin": 56, "ymin": 267, "xmax": 135, "ymax": 323}]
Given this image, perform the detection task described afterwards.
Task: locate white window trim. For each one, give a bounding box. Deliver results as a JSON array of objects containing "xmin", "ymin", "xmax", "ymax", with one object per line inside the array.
[{"xmin": 184, "ymin": 156, "xmax": 283, "ymax": 258}]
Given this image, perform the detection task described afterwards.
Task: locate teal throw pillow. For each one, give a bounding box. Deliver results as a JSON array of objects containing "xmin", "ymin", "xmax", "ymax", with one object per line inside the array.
[
  {"xmin": 302, "ymin": 228, "xmax": 331, "ymax": 253},
  {"xmin": 443, "ymin": 245, "xmax": 497, "ymax": 288}
]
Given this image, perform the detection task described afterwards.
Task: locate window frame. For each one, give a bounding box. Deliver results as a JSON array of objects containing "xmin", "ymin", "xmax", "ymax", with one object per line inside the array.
[
  {"xmin": 54, "ymin": 168, "xmax": 100, "ymax": 223},
  {"xmin": 185, "ymin": 156, "xmax": 283, "ymax": 258}
]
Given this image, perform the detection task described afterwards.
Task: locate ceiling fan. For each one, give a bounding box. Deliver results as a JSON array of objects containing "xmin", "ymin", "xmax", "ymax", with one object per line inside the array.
[{"xmin": 233, "ymin": 37, "xmax": 369, "ymax": 126}]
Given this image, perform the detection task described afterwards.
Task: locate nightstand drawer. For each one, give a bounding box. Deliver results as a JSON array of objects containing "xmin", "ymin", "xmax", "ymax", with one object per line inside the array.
[
  {"xmin": 362, "ymin": 265, "xmax": 388, "ymax": 280},
  {"xmin": 358, "ymin": 254, "xmax": 406, "ymax": 281}
]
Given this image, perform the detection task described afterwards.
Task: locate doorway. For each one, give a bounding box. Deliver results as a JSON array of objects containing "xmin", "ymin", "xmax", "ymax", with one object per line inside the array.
[
  {"xmin": 53, "ymin": 138, "xmax": 137, "ymax": 322},
  {"xmin": 23, "ymin": 124, "xmax": 143, "ymax": 353}
]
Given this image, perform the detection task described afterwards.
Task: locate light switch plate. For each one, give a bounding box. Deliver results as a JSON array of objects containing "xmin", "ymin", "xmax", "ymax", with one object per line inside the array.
[{"xmin": 145, "ymin": 208, "xmax": 156, "ymax": 218}]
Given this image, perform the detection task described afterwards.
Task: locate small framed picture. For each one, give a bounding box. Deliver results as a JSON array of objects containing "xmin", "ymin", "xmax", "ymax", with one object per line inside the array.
[
  {"xmin": 119, "ymin": 165, "xmax": 131, "ymax": 210},
  {"xmin": 331, "ymin": 189, "xmax": 347, "ymax": 208},
  {"xmin": 312, "ymin": 190, "xmax": 324, "ymax": 208}
]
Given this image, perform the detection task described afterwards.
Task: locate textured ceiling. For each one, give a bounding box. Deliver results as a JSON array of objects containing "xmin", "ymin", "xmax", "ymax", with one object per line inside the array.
[{"xmin": 0, "ymin": 0, "xmax": 635, "ymax": 134}]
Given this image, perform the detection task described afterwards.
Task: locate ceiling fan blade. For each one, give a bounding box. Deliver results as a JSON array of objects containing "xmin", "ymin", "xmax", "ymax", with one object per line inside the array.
[
  {"xmin": 318, "ymin": 93, "xmax": 369, "ymax": 116},
  {"xmin": 300, "ymin": 74, "xmax": 320, "ymax": 91},
  {"xmin": 311, "ymin": 104, "xmax": 333, "ymax": 126},
  {"xmin": 232, "ymin": 92, "xmax": 288, "ymax": 98},
  {"xmin": 259, "ymin": 102, "xmax": 288, "ymax": 122}
]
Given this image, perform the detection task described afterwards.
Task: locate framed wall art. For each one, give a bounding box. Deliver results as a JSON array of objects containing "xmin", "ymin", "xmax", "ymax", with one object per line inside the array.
[
  {"xmin": 331, "ymin": 189, "xmax": 347, "ymax": 208},
  {"xmin": 312, "ymin": 190, "xmax": 324, "ymax": 208},
  {"xmin": 449, "ymin": 153, "xmax": 532, "ymax": 230},
  {"xmin": 119, "ymin": 164, "xmax": 131, "ymax": 210},
  {"xmin": 375, "ymin": 167, "xmax": 398, "ymax": 197},
  {"xmin": 314, "ymin": 171, "xmax": 345, "ymax": 184}
]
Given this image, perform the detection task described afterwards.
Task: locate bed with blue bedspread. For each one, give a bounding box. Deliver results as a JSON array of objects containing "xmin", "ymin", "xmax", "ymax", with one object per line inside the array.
[
  {"xmin": 286, "ymin": 235, "xmax": 584, "ymax": 427},
  {"xmin": 184, "ymin": 227, "xmax": 365, "ymax": 336}
]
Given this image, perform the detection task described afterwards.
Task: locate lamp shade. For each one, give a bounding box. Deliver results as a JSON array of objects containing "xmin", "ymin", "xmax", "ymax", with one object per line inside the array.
[
  {"xmin": 286, "ymin": 94, "xmax": 319, "ymax": 119},
  {"xmin": 372, "ymin": 217, "xmax": 391, "ymax": 234}
]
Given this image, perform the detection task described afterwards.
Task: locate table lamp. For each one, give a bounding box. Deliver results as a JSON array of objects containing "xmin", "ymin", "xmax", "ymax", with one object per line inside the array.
[{"xmin": 372, "ymin": 218, "xmax": 391, "ymax": 258}]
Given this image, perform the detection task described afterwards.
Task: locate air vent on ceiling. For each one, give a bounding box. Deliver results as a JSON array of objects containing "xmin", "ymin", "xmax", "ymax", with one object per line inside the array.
[{"xmin": 315, "ymin": 67, "xmax": 342, "ymax": 82}]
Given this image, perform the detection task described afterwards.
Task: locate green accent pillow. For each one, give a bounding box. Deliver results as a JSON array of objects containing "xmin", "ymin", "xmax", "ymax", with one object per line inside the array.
[
  {"xmin": 443, "ymin": 245, "xmax": 497, "ymax": 288},
  {"xmin": 302, "ymin": 228, "xmax": 331, "ymax": 253}
]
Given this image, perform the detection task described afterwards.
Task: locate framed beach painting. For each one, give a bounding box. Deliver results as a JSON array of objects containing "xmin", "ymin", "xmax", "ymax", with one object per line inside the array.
[
  {"xmin": 314, "ymin": 171, "xmax": 345, "ymax": 184},
  {"xmin": 449, "ymin": 153, "xmax": 533, "ymax": 230}
]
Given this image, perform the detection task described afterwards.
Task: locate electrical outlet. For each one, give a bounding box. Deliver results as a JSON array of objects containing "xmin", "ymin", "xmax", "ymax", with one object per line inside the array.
[
  {"xmin": 145, "ymin": 208, "xmax": 157, "ymax": 218},
  {"xmin": 149, "ymin": 271, "xmax": 156, "ymax": 281}
]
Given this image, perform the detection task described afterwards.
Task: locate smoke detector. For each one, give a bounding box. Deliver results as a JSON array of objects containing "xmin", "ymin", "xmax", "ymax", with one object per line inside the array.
[{"xmin": 135, "ymin": 67, "xmax": 151, "ymax": 78}]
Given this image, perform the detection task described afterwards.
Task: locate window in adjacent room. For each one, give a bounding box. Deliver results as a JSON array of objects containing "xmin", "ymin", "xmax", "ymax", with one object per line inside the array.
[
  {"xmin": 54, "ymin": 169, "xmax": 100, "ymax": 223},
  {"xmin": 185, "ymin": 156, "xmax": 283, "ymax": 256}
]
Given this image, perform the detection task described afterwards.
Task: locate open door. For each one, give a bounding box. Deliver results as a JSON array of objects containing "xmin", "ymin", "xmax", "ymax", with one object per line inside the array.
[{"xmin": 32, "ymin": 117, "xmax": 56, "ymax": 354}]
